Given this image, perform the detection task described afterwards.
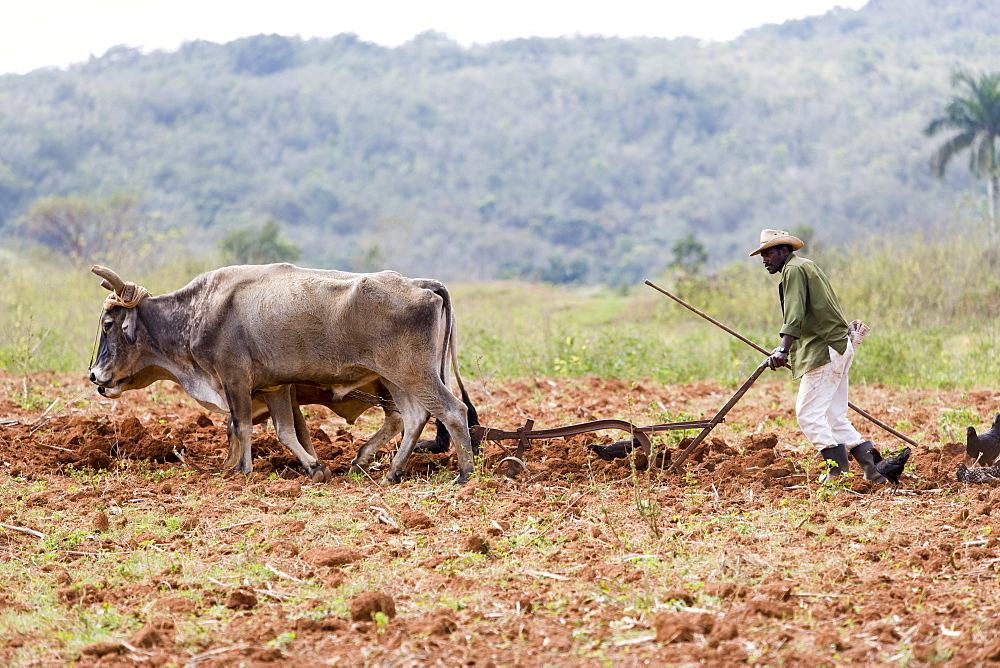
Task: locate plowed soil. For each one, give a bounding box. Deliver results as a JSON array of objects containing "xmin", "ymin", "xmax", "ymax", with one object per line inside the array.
[{"xmin": 1, "ymin": 368, "xmax": 999, "ymax": 666}]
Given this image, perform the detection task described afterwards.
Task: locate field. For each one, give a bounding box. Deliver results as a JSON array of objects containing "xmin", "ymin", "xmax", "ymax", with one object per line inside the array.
[{"xmin": 1, "ymin": 368, "xmax": 999, "ymax": 666}]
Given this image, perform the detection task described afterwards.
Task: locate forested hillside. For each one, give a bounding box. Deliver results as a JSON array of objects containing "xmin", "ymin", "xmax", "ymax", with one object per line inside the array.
[{"xmin": 1, "ymin": 0, "xmax": 998, "ymax": 283}]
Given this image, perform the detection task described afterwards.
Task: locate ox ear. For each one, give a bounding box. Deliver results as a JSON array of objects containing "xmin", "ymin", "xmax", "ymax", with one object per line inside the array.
[{"xmin": 122, "ymin": 308, "xmax": 139, "ymax": 345}]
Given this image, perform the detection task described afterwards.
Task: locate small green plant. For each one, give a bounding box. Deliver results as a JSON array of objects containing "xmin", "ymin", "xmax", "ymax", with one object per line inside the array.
[
  {"xmin": 372, "ymin": 611, "xmax": 390, "ymax": 633},
  {"xmin": 15, "ymin": 383, "xmax": 52, "ymax": 412},
  {"xmin": 940, "ymin": 408, "xmax": 979, "ymax": 442},
  {"xmin": 267, "ymin": 631, "xmax": 297, "ymax": 650}
]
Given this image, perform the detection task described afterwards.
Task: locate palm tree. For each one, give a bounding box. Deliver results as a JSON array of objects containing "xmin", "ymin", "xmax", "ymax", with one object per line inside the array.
[{"xmin": 925, "ymin": 71, "xmax": 1000, "ymax": 244}]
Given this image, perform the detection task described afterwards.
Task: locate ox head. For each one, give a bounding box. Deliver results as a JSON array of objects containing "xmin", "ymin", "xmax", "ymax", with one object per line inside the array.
[{"xmin": 89, "ymin": 265, "xmax": 151, "ymax": 398}]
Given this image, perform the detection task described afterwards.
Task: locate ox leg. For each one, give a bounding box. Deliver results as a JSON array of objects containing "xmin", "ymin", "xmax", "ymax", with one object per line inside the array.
[
  {"xmin": 222, "ymin": 389, "xmax": 255, "ymax": 475},
  {"xmin": 288, "ymin": 385, "xmax": 321, "ymax": 461},
  {"xmin": 427, "ymin": 386, "xmax": 476, "ymax": 485},
  {"xmin": 379, "ymin": 379, "xmax": 475, "ymax": 485},
  {"xmin": 383, "ymin": 393, "xmax": 432, "ymax": 486},
  {"xmin": 292, "ymin": 405, "xmax": 319, "ymax": 459},
  {"xmin": 349, "ymin": 409, "xmax": 405, "ymax": 476},
  {"xmin": 262, "ymin": 387, "xmax": 332, "ymax": 483}
]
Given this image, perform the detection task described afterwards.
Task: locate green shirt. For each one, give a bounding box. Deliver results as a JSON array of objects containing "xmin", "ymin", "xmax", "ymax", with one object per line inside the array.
[{"xmin": 778, "ymin": 254, "xmax": 849, "ymax": 380}]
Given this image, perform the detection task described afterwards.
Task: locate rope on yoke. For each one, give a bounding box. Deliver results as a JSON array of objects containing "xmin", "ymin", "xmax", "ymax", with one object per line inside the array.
[{"xmin": 102, "ymin": 282, "xmax": 151, "ymax": 311}]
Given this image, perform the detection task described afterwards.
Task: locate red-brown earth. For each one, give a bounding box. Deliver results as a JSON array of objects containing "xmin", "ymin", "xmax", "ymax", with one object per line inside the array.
[{"xmin": 0, "ymin": 368, "xmax": 998, "ymax": 665}]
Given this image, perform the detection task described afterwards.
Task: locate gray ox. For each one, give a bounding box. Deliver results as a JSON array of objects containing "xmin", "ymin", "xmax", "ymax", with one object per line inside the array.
[{"xmin": 88, "ymin": 264, "xmax": 479, "ymax": 484}]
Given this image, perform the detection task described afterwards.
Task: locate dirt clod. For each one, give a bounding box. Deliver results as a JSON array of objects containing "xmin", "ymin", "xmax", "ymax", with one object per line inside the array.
[
  {"xmin": 653, "ymin": 613, "xmax": 697, "ymax": 643},
  {"xmin": 409, "ymin": 610, "xmax": 458, "ymax": 636},
  {"xmin": 268, "ymin": 480, "xmax": 302, "ymax": 497},
  {"xmin": 92, "ymin": 512, "xmax": 110, "ymax": 532},
  {"xmin": 401, "ymin": 510, "xmax": 435, "ymax": 529},
  {"xmin": 128, "ymin": 618, "xmax": 174, "ymax": 648},
  {"xmin": 349, "ymin": 591, "xmax": 396, "ymax": 622},
  {"xmin": 80, "ymin": 641, "xmax": 123, "ymax": 657},
  {"xmin": 224, "ymin": 589, "xmax": 258, "ymax": 610},
  {"xmin": 156, "ymin": 597, "xmax": 197, "ymax": 614},
  {"xmin": 304, "ymin": 546, "xmax": 363, "ymax": 567},
  {"xmin": 463, "ymin": 535, "xmax": 490, "ymax": 554}
]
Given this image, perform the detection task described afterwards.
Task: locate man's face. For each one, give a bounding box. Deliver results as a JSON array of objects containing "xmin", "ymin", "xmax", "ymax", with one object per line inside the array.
[{"xmin": 760, "ymin": 246, "xmax": 791, "ymax": 274}]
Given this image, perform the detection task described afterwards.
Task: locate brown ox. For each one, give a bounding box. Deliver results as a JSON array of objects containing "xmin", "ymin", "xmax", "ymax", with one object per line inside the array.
[{"xmin": 88, "ymin": 264, "xmax": 479, "ymax": 483}]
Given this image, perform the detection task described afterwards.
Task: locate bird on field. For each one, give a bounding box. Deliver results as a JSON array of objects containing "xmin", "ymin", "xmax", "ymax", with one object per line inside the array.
[
  {"xmin": 587, "ymin": 439, "xmax": 636, "ymax": 461},
  {"xmin": 956, "ymin": 461, "xmax": 1000, "ymax": 484},
  {"xmin": 872, "ymin": 447, "xmax": 911, "ymax": 487},
  {"xmin": 966, "ymin": 413, "xmax": 1000, "ymax": 465}
]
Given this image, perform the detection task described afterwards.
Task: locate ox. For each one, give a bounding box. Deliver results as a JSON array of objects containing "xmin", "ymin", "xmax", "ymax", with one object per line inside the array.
[{"xmin": 88, "ymin": 263, "xmax": 479, "ymax": 484}]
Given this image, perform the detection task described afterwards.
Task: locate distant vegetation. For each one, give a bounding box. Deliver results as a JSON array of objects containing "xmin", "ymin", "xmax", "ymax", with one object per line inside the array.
[{"xmin": 1, "ymin": 0, "xmax": 1000, "ymax": 283}]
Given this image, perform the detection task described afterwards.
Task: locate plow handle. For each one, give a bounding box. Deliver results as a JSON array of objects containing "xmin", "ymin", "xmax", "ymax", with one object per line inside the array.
[{"xmin": 668, "ymin": 359, "xmax": 769, "ymax": 473}]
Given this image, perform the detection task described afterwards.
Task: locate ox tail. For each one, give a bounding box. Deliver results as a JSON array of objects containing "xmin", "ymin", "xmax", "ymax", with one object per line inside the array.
[
  {"xmin": 444, "ymin": 321, "xmax": 481, "ymax": 453},
  {"xmin": 415, "ymin": 280, "xmax": 480, "ymax": 455}
]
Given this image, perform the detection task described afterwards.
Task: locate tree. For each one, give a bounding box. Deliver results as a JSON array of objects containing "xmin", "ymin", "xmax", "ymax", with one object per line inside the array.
[
  {"xmin": 231, "ymin": 34, "xmax": 298, "ymax": 76},
  {"xmin": 925, "ymin": 71, "xmax": 1000, "ymax": 243},
  {"xmin": 219, "ymin": 219, "xmax": 301, "ymax": 264},
  {"xmin": 669, "ymin": 232, "xmax": 707, "ymax": 275},
  {"xmin": 21, "ymin": 192, "xmax": 151, "ymax": 264}
]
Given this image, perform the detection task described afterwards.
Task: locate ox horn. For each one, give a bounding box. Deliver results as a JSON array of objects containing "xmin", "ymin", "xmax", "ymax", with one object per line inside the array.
[{"xmin": 92, "ymin": 265, "xmax": 126, "ymax": 293}]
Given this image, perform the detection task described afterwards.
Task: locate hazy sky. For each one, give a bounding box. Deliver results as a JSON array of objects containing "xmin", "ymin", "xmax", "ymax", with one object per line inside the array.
[{"xmin": 2, "ymin": 0, "xmax": 868, "ymax": 75}]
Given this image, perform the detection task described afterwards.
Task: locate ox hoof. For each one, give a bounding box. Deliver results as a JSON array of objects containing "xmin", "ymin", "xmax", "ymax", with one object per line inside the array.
[
  {"xmin": 452, "ymin": 472, "xmax": 472, "ymax": 486},
  {"xmin": 383, "ymin": 471, "xmax": 404, "ymax": 485},
  {"xmin": 306, "ymin": 464, "xmax": 332, "ymax": 483}
]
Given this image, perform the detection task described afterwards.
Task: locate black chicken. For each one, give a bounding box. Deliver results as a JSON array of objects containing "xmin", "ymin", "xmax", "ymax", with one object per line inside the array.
[
  {"xmin": 966, "ymin": 413, "xmax": 1000, "ymax": 466},
  {"xmin": 587, "ymin": 439, "xmax": 638, "ymax": 461},
  {"xmin": 957, "ymin": 461, "xmax": 1000, "ymax": 484},
  {"xmin": 872, "ymin": 446, "xmax": 911, "ymax": 487}
]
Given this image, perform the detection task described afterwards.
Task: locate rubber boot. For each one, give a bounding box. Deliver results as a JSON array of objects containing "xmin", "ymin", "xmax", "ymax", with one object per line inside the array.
[
  {"xmin": 818, "ymin": 444, "xmax": 850, "ymax": 483},
  {"xmin": 849, "ymin": 440, "xmax": 888, "ymax": 483}
]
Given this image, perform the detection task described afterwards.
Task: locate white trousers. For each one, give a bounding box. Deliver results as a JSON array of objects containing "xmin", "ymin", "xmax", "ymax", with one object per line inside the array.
[{"xmin": 795, "ymin": 339, "xmax": 864, "ymax": 451}]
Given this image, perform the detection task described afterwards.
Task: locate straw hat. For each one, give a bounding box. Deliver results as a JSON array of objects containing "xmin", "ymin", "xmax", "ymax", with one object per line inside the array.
[{"xmin": 748, "ymin": 229, "xmax": 804, "ymax": 256}]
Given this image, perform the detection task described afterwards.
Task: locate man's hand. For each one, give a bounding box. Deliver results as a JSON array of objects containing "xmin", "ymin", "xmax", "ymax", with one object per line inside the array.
[{"xmin": 767, "ymin": 346, "xmax": 790, "ymax": 370}]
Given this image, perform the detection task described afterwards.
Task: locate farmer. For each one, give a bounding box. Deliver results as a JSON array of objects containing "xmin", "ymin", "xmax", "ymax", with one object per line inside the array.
[{"xmin": 750, "ymin": 229, "xmax": 886, "ymax": 484}]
